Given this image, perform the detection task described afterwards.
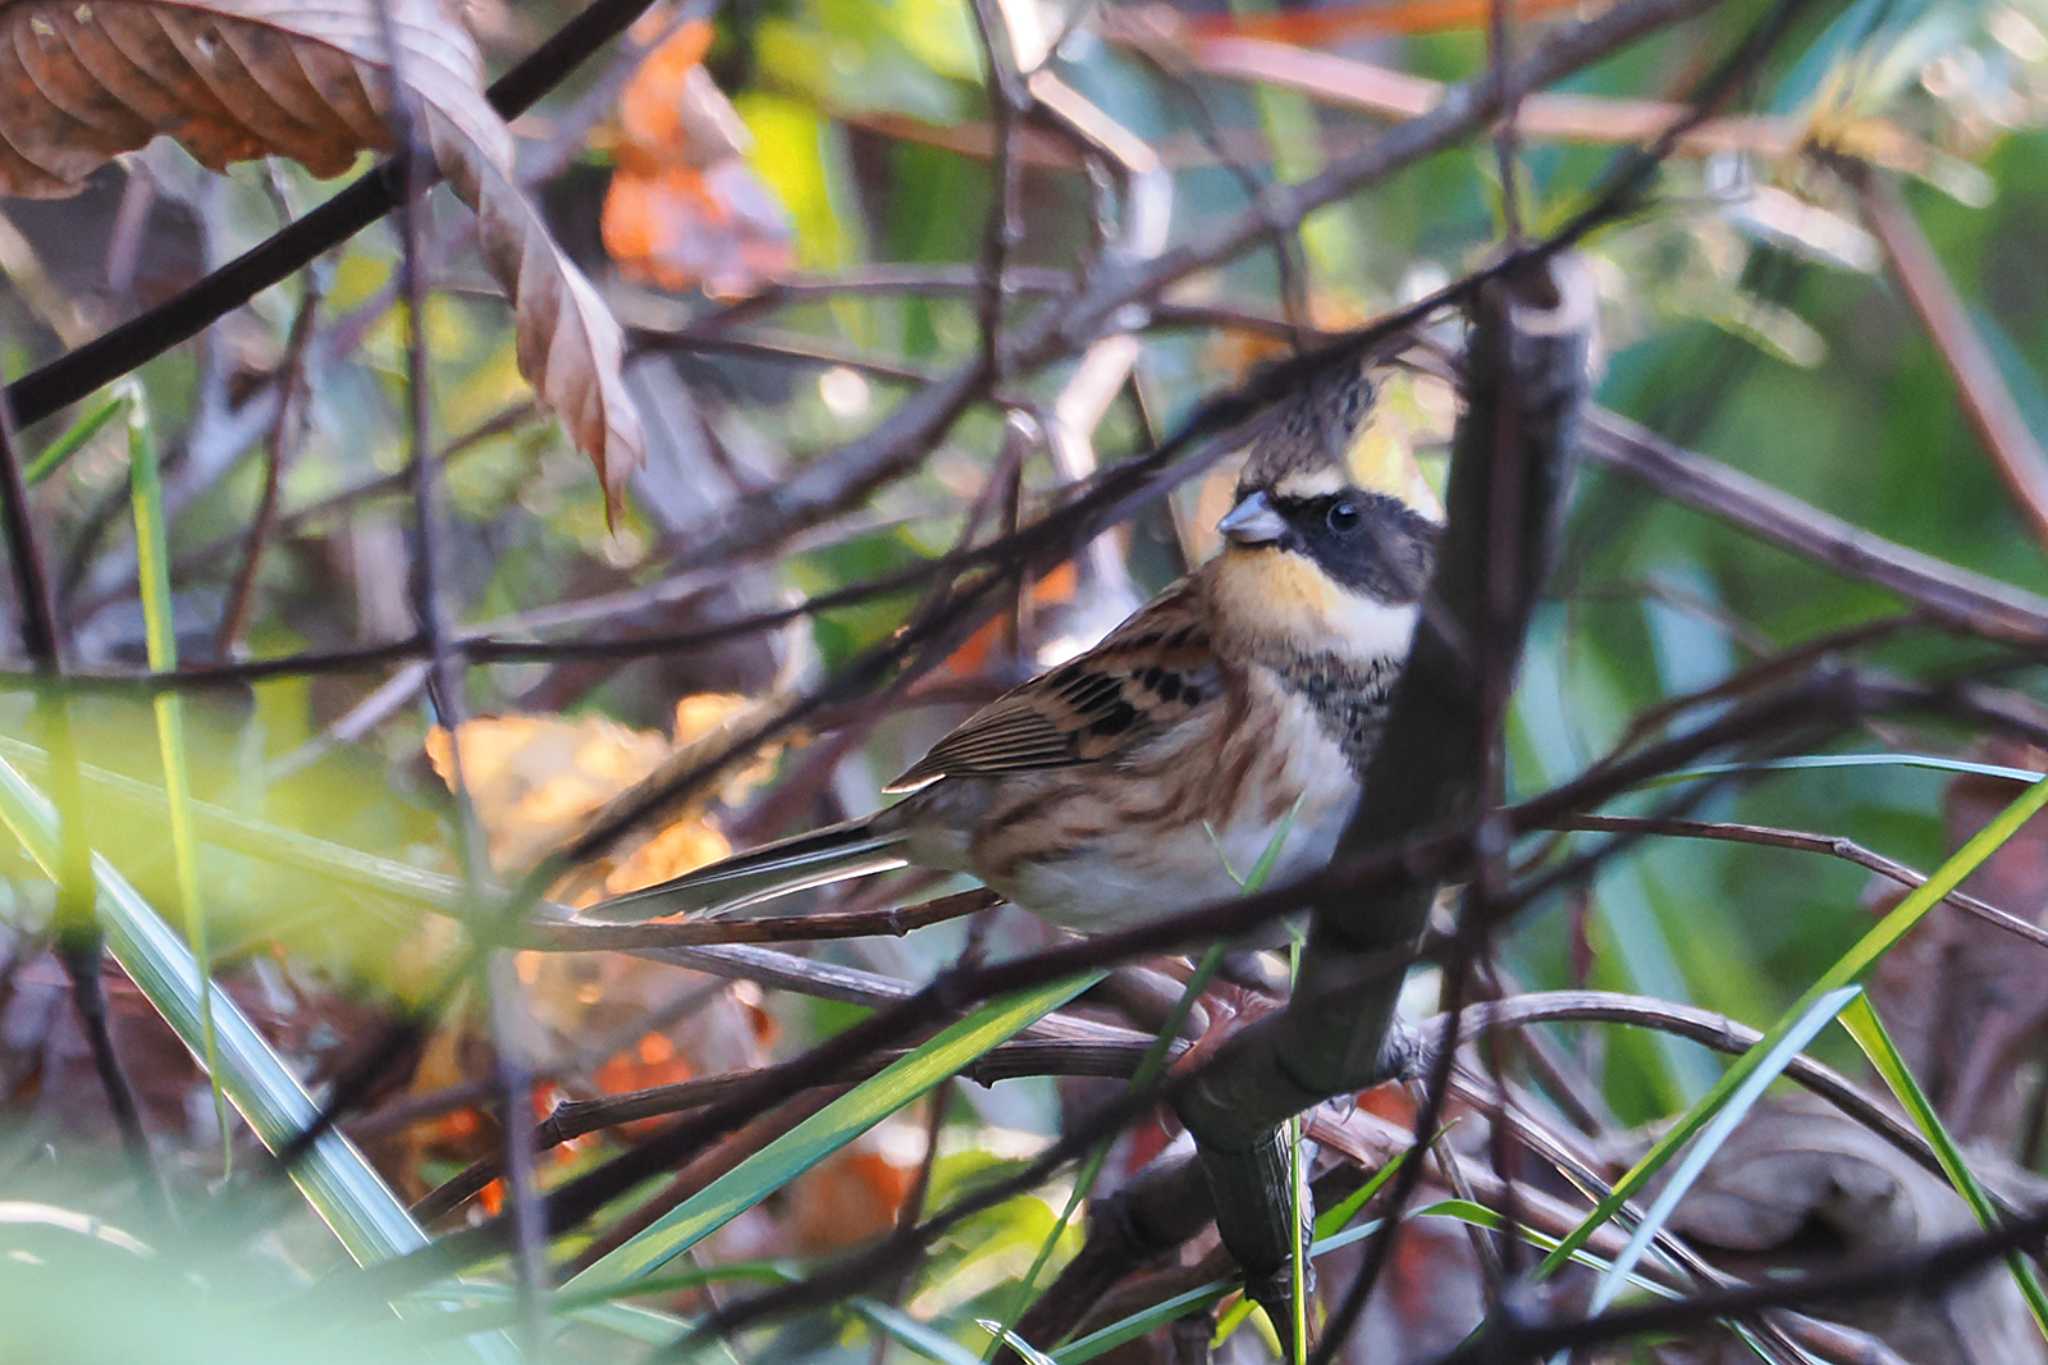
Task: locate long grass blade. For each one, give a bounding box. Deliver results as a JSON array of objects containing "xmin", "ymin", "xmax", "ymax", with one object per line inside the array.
[
  {"xmin": 1839, "ymin": 994, "xmax": 2048, "ymax": 1341},
  {"xmin": 1655, "ymin": 752, "xmax": 2044, "ymax": 787},
  {"xmin": 1582, "ymin": 985, "xmax": 1860, "ymax": 1320},
  {"xmin": 126, "ymin": 392, "xmax": 230, "ymax": 1171},
  {"xmin": 567, "ymin": 971, "xmax": 1102, "ymax": 1291},
  {"xmin": 1530, "ymin": 769, "xmax": 2048, "ymax": 1284},
  {"xmin": 0, "ymin": 753, "xmax": 514, "ymax": 1363},
  {"xmin": 855, "ymin": 1301, "xmax": 981, "ymax": 1365},
  {"xmin": 24, "ymin": 391, "xmax": 125, "ymax": 485},
  {"xmin": 1054, "ymin": 1197, "xmax": 1676, "ymax": 1365}
]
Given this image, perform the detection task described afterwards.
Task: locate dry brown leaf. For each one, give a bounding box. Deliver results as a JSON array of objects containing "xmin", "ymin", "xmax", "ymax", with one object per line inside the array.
[{"xmin": 0, "ymin": 0, "xmax": 643, "ymax": 502}]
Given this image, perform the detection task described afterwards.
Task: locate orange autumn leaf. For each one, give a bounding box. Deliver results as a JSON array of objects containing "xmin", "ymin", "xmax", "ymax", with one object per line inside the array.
[
  {"xmin": 788, "ymin": 1119, "xmax": 929, "ymax": 1253},
  {"xmin": 616, "ymin": 18, "xmax": 719, "ymax": 168},
  {"xmin": 943, "ymin": 561, "xmax": 1080, "ymax": 676},
  {"xmin": 600, "ymin": 10, "xmax": 792, "ymax": 295}
]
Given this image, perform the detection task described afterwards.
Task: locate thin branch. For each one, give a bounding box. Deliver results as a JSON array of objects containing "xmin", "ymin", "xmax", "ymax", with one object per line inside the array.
[
  {"xmin": 32, "ymin": 397, "xmax": 2040, "ymax": 701},
  {"xmin": 1489, "ymin": 0, "xmax": 1525, "ymax": 245},
  {"xmin": 137, "ymin": 400, "xmax": 536, "ymax": 602},
  {"xmin": 1021, "ymin": 0, "xmax": 1737, "ymax": 370},
  {"xmin": 1561, "ymin": 813, "xmax": 2048, "ymax": 952},
  {"xmin": 521, "ymin": 888, "xmax": 1000, "ymax": 951},
  {"xmin": 1583, "ymin": 411, "xmax": 2048, "ymax": 643},
  {"xmin": 1435, "ymin": 1196, "xmax": 2048, "ymax": 1362},
  {"xmin": 967, "ymin": 0, "xmax": 1030, "ymax": 377},
  {"xmin": 214, "ymin": 267, "xmax": 322, "ymax": 658}
]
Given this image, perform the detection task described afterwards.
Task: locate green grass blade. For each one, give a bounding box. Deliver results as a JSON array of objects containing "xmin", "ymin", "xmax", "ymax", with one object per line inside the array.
[
  {"xmin": 1840, "ymin": 994, "xmax": 2048, "ymax": 1340},
  {"xmin": 1654, "ymin": 753, "xmax": 2044, "ymax": 788},
  {"xmin": 1584, "ymin": 985, "xmax": 1860, "ymax": 1319},
  {"xmin": 567, "ymin": 971, "xmax": 1103, "ymax": 1291},
  {"xmin": 1533, "ymin": 770, "xmax": 2048, "ymax": 1284},
  {"xmin": 1418, "ymin": 1200, "xmax": 1681, "ymax": 1297},
  {"xmin": 1057, "ymin": 1194, "xmax": 1666, "ymax": 1365},
  {"xmin": 855, "ymin": 1301, "xmax": 981, "ymax": 1365},
  {"xmin": 982, "ymin": 943, "xmax": 1220, "ymax": 1361},
  {"xmin": 977, "ymin": 1320, "xmax": 1058, "ymax": 1365},
  {"xmin": 0, "ymin": 754, "xmax": 514, "ymax": 1364},
  {"xmin": 407, "ymin": 1282, "xmax": 694, "ymax": 1345},
  {"xmin": 1312, "ymin": 1142, "xmax": 1416, "ymax": 1239},
  {"xmin": 24, "ymin": 392, "xmax": 125, "ymax": 486},
  {"xmin": 126, "ymin": 393, "xmax": 230, "ymax": 1172},
  {"xmin": 999, "ymin": 802, "xmax": 1306, "ymax": 1359},
  {"xmin": 1055, "ymin": 1282, "xmax": 1241, "ymax": 1365}
]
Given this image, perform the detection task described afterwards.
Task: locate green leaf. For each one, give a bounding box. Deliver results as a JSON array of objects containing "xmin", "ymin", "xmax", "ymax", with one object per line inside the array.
[
  {"xmin": 1840, "ymin": 994, "xmax": 2048, "ymax": 1341},
  {"xmin": 567, "ymin": 972, "xmax": 1102, "ymax": 1291},
  {"xmin": 127, "ymin": 389, "xmax": 230, "ymax": 1172},
  {"xmin": 1532, "ymin": 770, "xmax": 2048, "ymax": 1285}
]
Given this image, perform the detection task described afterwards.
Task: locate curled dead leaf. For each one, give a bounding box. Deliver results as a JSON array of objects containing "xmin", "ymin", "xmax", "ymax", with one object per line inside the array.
[{"xmin": 0, "ymin": 0, "xmax": 643, "ymax": 503}]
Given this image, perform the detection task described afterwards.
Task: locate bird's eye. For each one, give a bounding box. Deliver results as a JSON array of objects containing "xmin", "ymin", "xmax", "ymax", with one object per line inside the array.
[{"xmin": 1326, "ymin": 500, "xmax": 1361, "ymax": 534}]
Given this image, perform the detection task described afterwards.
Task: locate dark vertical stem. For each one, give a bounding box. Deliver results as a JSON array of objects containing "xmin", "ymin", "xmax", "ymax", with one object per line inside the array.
[
  {"xmin": 367, "ymin": 0, "xmax": 548, "ymax": 1341},
  {"xmin": 0, "ymin": 362, "xmax": 164, "ymax": 1215},
  {"xmin": 1489, "ymin": 0, "xmax": 1524, "ymax": 245},
  {"xmin": 968, "ymin": 0, "xmax": 1028, "ymax": 380}
]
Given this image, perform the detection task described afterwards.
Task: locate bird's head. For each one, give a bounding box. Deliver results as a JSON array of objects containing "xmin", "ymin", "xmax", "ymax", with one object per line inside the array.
[{"xmin": 1208, "ymin": 358, "xmax": 1441, "ymax": 664}]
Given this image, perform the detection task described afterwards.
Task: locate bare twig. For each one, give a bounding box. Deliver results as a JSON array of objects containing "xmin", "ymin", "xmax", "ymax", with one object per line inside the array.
[
  {"xmin": 967, "ymin": 0, "xmax": 1030, "ymax": 376},
  {"xmin": 1561, "ymin": 813, "xmax": 2048, "ymax": 952},
  {"xmin": 1489, "ymin": 0, "xmax": 1525, "ymax": 244},
  {"xmin": 369, "ymin": 0, "xmax": 545, "ymax": 1327},
  {"xmin": 214, "ymin": 270, "xmax": 322, "ymax": 658},
  {"xmin": 1584, "ymin": 412, "xmax": 2048, "ymax": 643}
]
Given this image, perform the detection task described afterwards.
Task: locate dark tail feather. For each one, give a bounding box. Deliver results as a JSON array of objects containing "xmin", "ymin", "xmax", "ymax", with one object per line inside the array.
[{"xmin": 578, "ymin": 814, "xmax": 909, "ymax": 922}]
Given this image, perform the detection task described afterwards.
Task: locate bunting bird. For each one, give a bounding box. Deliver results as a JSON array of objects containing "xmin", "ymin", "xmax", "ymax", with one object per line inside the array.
[{"xmin": 585, "ymin": 358, "xmax": 1441, "ymax": 933}]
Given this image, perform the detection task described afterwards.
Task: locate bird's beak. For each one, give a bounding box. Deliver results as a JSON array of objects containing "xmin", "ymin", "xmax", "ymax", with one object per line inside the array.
[{"xmin": 1218, "ymin": 490, "xmax": 1286, "ymax": 546}]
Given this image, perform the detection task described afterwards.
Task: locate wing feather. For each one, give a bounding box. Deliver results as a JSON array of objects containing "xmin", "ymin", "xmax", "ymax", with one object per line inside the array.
[{"xmin": 886, "ymin": 579, "xmax": 1218, "ymax": 791}]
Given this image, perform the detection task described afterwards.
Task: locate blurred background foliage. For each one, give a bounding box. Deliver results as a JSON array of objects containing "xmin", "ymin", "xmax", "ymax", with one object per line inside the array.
[{"xmin": 4, "ymin": 0, "xmax": 2048, "ymax": 1360}]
